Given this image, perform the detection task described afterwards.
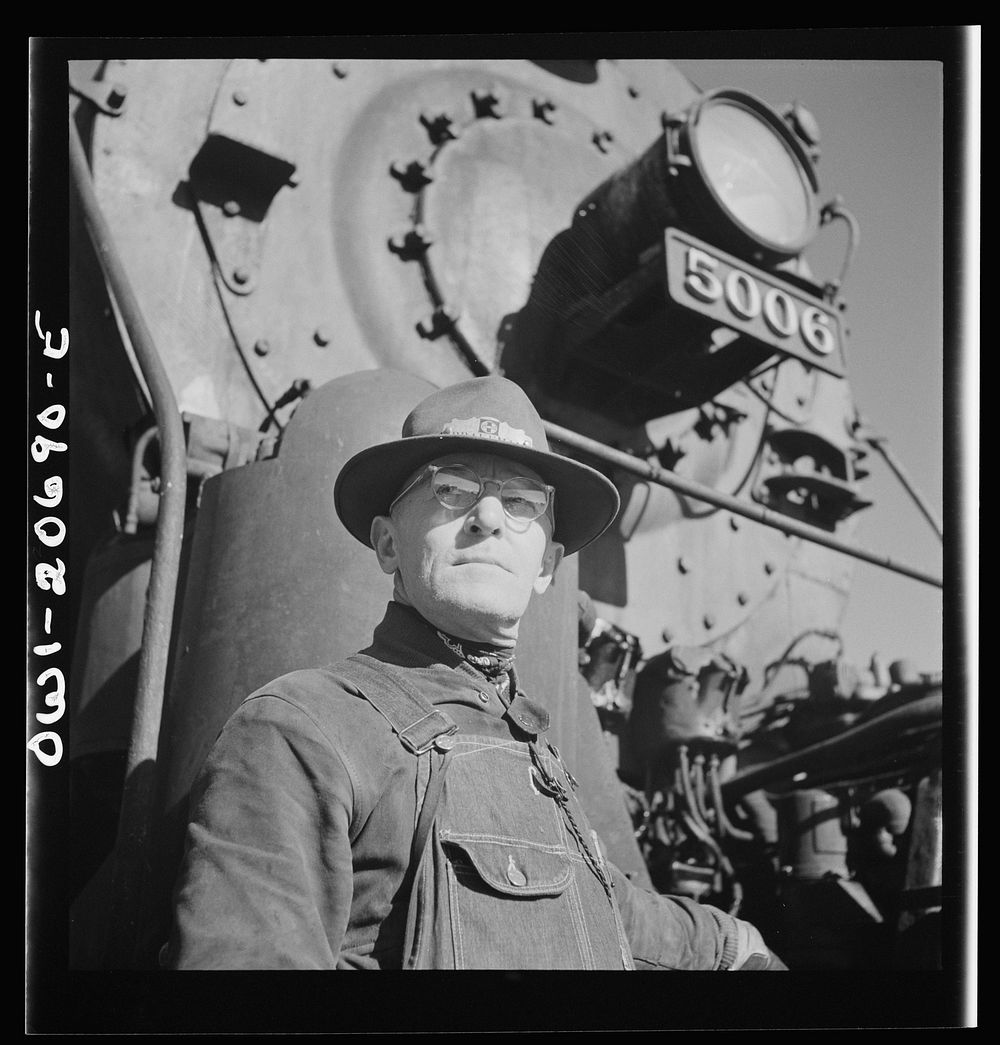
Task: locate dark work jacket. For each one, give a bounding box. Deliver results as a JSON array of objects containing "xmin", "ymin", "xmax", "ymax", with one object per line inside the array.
[{"xmin": 166, "ymin": 601, "xmax": 743, "ymax": 970}]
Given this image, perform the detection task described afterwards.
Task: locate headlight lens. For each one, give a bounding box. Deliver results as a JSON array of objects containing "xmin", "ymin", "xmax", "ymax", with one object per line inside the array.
[{"xmin": 684, "ymin": 91, "xmax": 819, "ymax": 256}]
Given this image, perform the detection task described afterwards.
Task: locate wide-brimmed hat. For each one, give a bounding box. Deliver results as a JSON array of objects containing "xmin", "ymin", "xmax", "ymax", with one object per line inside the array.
[{"xmin": 334, "ymin": 375, "xmax": 620, "ymax": 555}]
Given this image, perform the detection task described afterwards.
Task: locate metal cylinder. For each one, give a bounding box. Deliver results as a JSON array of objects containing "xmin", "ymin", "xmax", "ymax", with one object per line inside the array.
[{"xmin": 773, "ymin": 788, "xmax": 849, "ymax": 880}]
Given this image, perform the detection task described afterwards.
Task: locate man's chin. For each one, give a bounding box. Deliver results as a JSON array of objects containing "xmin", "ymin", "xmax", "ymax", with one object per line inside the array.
[{"xmin": 427, "ymin": 585, "xmax": 530, "ymax": 641}]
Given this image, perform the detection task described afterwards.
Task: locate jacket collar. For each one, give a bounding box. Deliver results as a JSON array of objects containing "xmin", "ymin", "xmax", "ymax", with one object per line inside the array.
[{"xmin": 364, "ymin": 601, "xmax": 550, "ymax": 736}]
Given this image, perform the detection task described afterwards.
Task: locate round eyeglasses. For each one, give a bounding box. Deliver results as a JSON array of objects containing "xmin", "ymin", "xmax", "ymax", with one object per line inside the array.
[{"xmin": 389, "ymin": 463, "xmax": 555, "ymax": 522}]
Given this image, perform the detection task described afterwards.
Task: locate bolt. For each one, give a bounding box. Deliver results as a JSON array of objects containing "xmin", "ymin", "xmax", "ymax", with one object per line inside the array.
[
  {"xmin": 313, "ymin": 326, "xmax": 332, "ymax": 348},
  {"xmin": 232, "ymin": 90, "xmax": 248, "ymax": 107},
  {"xmin": 389, "ymin": 160, "xmax": 433, "ymax": 194},
  {"xmin": 420, "ymin": 112, "xmax": 457, "ymax": 145},
  {"xmin": 592, "ymin": 130, "xmax": 614, "ymax": 153},
  {"xmin": 416, "ymin": 307, "xmax": 458, "ymax": 341},
  {"xmin": 222, "ymin": 200, "xmax": 240, "ymax": 217},
  {"xmin": 232, "ymin": 267, "xmax": 251, "ymax": 286},
  {"xmin": 532, "ymin": 99, "xmax": 556, "ymax": 124},
  {"xmin": 253, "ymin": 339, "xmax": 270, "ymax": 357},
  {"xmin": 388, "ymin": 227, "xmax": 433, "ymax": 262},
  {"xmin": 470, "ymin": 88, "xmax": 501, "ymax": 119}
]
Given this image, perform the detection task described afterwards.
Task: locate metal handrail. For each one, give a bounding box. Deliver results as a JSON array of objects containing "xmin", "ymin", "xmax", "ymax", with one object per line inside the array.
[
  {"xmin": 69, "ymin": 112, "xmax": 188, "ymax": 968},
  {"xmin": 543, "ymin": 420, "xmax": 943, "ymax": 590}
]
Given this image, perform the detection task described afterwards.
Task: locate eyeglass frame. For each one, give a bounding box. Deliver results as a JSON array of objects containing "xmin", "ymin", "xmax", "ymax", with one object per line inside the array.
[{"xmin": 388, "ymin": 462, "xmax": 556, "ymax": 522}]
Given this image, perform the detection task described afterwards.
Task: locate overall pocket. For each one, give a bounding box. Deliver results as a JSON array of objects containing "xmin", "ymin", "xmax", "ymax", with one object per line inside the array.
[{"xmin": 401, "ymin": 737, "xmax": 628, "ymax": 969}]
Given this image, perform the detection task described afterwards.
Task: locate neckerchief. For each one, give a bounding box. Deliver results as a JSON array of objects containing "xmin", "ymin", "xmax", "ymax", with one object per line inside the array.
[{"xmin": 435, "ymin": 628, "xmax": 516, "ymax": 683}]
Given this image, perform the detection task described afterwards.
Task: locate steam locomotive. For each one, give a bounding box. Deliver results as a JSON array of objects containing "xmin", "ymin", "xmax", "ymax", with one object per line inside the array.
[{"xmin": 31, "ymin": 53, "xmax": 948, "ymax": 986}]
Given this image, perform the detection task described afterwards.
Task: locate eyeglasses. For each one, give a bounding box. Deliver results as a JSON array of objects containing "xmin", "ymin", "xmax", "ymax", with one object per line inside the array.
[{"xmin": 389, "ymin": 463, "xmax": 555, "ymax": 521}]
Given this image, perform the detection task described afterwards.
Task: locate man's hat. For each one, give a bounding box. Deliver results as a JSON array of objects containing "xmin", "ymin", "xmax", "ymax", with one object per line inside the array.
[{"xmin": 334, "ymin": 375, "xmax": 620, "ymax": 555}]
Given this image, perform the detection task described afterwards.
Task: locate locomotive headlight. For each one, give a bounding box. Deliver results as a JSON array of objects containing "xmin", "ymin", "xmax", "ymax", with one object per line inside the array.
[{"xmin": 671, "ymin": 89, "xmax": 820, "ymax": 260}]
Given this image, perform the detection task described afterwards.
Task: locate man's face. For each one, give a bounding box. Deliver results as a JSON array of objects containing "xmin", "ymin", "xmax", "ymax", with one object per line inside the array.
[{"xmin": 370, "ymin": 451, "xmax": 564, "ymax": 644}]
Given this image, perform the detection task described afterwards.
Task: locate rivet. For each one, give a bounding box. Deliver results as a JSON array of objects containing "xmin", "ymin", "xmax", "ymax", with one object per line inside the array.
[
  {"xmin": 232, "ymin": 267, "xmax": 251, "ymax": 286},
  {"xmin": 677, "ymin": 556, "xmax": 690, "ymax": 574},
  {"xmin": 332, "ymin": 63, "xmax": 348, "ymax": 79},
  {"xmin": 764, "ymin": 561, "xmax": 775, "ymax": 575},
  {"xmin": 222, "ymin": 200, "xmax": 240, "ymax": 217},
  {"xmin": 253, "ymin": 339, "xmax": 270, "ymax": 357},
  {"xmin": 703, "ymin": 614, "xmax": 715, "ymax": 629},
  {"xmin": 661, "ymin": 628, "xmax": 674, "ymax": 644},
  {"xmin": 107, "ymin": 84, "xmax": 127, "ymax": 109},
  {"xmin": 232, "ymin": 90, "xmax": 248, "ymax": 107},
  {"xmin": 729, "ymin": 516, "xmax": 740, "ymax": 531},
  {"xmin": 737, "ymin": 592, "xmax": 748, "ymax": 606},
  {"xmin": 313, "ymin": 326, "xmax": 332, "ymax": 347}
]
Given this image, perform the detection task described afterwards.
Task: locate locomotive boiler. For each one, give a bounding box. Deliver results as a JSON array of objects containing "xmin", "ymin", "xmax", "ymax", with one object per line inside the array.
[{"xmin": 33, "ymin": 53, "xmax": 946, "ymax": 981}]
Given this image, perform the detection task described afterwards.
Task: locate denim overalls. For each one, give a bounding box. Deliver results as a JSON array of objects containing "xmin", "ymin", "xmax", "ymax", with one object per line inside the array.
[{"xmin": 342, "ymin": 654, "xmax": 634, "ymax": 970}]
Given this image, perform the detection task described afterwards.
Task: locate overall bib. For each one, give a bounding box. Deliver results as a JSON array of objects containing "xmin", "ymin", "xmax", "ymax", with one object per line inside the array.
[{"xmin": 341, "ymin": 654, "xmax": 634, "ymax": 970}]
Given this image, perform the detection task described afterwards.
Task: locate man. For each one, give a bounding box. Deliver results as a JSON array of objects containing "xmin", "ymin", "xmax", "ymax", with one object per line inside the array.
[{"xmin": 166, "ymin": 375, "xmax": 784, "ymax": 970}]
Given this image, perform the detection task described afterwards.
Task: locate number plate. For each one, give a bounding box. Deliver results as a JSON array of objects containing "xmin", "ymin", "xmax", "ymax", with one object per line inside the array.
[{"xmin": 664, "ymin": 228, "xmax": 845, "ymax": 377}]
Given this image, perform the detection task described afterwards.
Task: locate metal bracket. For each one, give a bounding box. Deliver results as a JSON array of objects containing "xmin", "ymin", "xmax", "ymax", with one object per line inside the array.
[
  {"xmin": 69, "ymin": 73, "xmax": 128, "ymax": 117},
  {"xmin": 188, "ymin": 133, "xmax": 297, "ymax": 296}
]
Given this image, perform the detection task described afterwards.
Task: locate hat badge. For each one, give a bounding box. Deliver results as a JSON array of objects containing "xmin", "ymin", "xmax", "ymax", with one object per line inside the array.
[{"xmin": 441, "ymin": 416, "xmax": 534, "ymax": 448}]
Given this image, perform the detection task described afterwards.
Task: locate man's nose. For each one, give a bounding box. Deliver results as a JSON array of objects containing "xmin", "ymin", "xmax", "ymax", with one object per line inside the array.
[{"xmin": 465, "ymin": 492, "xmax": 506, "ymax": 535}]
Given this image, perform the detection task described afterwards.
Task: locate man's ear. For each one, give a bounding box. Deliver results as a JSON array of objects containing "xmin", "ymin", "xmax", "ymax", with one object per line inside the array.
[
  {"xmin": 370, "ymin": 515, "xmax": 400, "ymax": 576},
  {"xmin": 533, "ymin": 540, "xmax": 564, "ymax": 595}
]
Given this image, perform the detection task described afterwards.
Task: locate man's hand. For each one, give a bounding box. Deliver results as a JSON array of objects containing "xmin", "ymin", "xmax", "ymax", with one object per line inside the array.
[{"xmin": 729, "ymin": 917, "xmax": 788, "ymax": 970}]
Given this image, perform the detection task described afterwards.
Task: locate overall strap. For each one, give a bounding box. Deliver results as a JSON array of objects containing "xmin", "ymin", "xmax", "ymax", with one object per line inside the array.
[
  {"xmin": 338, "ymin": 653, "xmax": 456, "ymax": 921},
  {"xmin": 341, "ymin": 653, "xmax": 458, "ymax": 754}
]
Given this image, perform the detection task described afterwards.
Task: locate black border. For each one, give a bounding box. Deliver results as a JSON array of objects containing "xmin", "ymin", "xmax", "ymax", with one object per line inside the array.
[{"xmin": 27, "ymin": 29, "xmax": 975, "ymax": 1032}]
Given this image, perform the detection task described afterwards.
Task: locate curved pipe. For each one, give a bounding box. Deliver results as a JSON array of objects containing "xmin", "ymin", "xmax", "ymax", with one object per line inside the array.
[
  {"xmin": 677, "ymin": 746, "xmax": 714, "ymax": 840},
  {"xmin": 544, "ymin": 419, "xmax": 943, "ymax": 589},
  {"xmin": 708, "ymin": 755, "xmax": 755, "ymax": 842},
  {"xmin": 124, "ymin": 424, "xmax": 160, "ymax": 535},
  {"xmin": 720, "ymin": 690, "xmax": 942, "ymax": 799},
  {"xmin": 820, "ymin": 197, "xmax": 861, "ymax": 294},
  {"xmin": 69, "ymin": 113, "xmax": 188, "ymax": 967},
  {"xmin": 691, "ymin": 753, "xmax": 713, "ymax": 824}
]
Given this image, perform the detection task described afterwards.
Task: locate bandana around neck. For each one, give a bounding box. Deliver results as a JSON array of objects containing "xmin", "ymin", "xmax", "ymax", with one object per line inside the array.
[{"xmin": 435, "ymin": 628, "xmax": 516, "ymax": 682}]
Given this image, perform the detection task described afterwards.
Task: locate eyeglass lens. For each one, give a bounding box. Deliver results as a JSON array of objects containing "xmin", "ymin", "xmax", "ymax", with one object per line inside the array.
[{"xmin": 430, "ymin": 465, "xmax": 549, "ymax": 520}]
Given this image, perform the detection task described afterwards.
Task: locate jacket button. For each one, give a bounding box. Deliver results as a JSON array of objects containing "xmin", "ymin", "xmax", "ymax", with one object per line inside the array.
[
  {"xmin": 478, "ymin": 691, "xmax": 490, "ymax": 703},
  {"xmin": 506, "ymin": 854, "xmax": 527, "ymax": 887}
]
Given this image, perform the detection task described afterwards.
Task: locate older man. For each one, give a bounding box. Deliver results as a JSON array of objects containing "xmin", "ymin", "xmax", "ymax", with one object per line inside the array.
[{"xmin": 166, "ymin": 375, "xmax": 784, "ymax": 970}]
